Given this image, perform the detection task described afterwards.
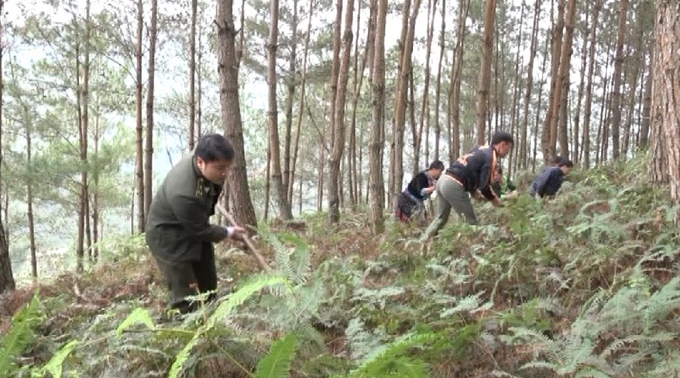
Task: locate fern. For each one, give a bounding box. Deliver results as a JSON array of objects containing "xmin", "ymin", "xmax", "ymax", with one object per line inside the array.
[
  {"xmin": 254, "ymin": 333, "xmax": 298, "ymax": 378},
  {"xmin": 352, "ymin": 333, "xmax": 435, "ymax": 377},
  {"xmin": 168, "ymin": 275, "xmax": 292, "ymax": 378},
  {"xmin": 35, "ymin": 340, "xmax": 79, "ymax": 378},
  {"xmin": 116, "ymin": 307, "xmax": 155, "ymax": 338},
  {"xmin": 0, "ymin": 293, "xmax": 42, "ymax": 374},
  {"xmin": 440, "ymin": 292, "xmax": 491, "ymax": 318}
]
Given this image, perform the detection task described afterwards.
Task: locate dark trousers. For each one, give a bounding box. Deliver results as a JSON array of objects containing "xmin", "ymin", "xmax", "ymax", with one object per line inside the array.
[{"xmin": 154, "ymin": 243, "xmax": 217, "ymax": 314}]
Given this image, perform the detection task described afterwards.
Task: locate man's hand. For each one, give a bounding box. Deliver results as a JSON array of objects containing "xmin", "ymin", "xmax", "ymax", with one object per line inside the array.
[
  {"xmin": 492, "ymin": 197, "xmax": 503, "ymax": 207},
  {"xmin": 425, "ymin": 185, "xmax": 436, "ymax": 195},
  {"xmin": 225, "ymin": 226, "xmax": 247, "ymax": 240},
  {"xmin": 473, "ymin": 190, "xmax": 485, "ymax": 201}
]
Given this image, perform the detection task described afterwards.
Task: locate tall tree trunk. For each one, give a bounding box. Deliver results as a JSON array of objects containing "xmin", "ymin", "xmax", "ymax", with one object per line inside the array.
[
  {"xmin": 145, "ymin": 0, "xmax": 157, "ymax": 218},
  {"xmin": 639, "ymin": 56, "xmax": 652, "ymax": 149},
  {"xmin": 197, "ymin": 10, "xmax": 203, "ymax": 138},
  {"xmin": 264, "ymin": 144, "xmax": 271, "ymax": 220},
  {"xmin": 449, "ymin": 0, "xmax": 470, "ymax": 160},
  {"xmin": 92, "ymin": 94, "xmax": 100, "ymax": 262},
  {"xmin": 328, "ymin": 0, "xmax": 355, "ymax": 224},
  {"xmin": 389, "ymin": 0, "xmax": 411, "ymax": 206},
  {"xmin": 650, "ymin": 0, "xmax": 679, "ymax": 203},
  {"xmin": 623, "ymin": 8, "xmax": 645, "ymax": 157},
  {"xmin": 189, "ymin": 0, "xmax": 197, "ymax": 150},
  {"xmin": 541, "ymin": 0, "xmax": 565, "ymax": 163},
  {"xmin": 216, "ymin": 0, "xmax": 258, "ymax": 227},
  {"xmin": 0, "ymin": 0, "xmax": 12, "ymax": 293},
  {"xmin": 349, "ymin": 0, "xmax": 372, "ymax": 209},
  {"xmin": 507, "ymin": 3, "xmax": 525, "ymax": 177},
  {"xmin": 135, "ymin": 0, "xmax": 144, "ymax": 234},
  {"xmin": 572, "ymin": 1, "xmax": 589, "ymax": 165},
  {"xmin": 391, "ymin": 0, "xmax": 422, "ymax": 204},
  {"xmin": 475, "ymin": 0, "xmax": 497, "ymax": 146},
  {"xmin": 581, "ymin": 0, "xmax": 600, "ymax": 168},
  {"xmin": 283, "ymin": 0, "xmax": 298, "ymax": 203},
  {"xmin": 370, "ymin": 0, "xmax": 387, "ymax": 234},
  {"xmin": 520, "ymin": 0, "xmax": 542, "ymax": 169},
  {"xmin": 551, "ymin": 0, "xmax": 575, "ymax": 160},
  {"xmin": 317, "ymin": 138, "xmax": 325, "ymax": 212},
  {"xmin": 25, "ymin": 110, "xmax": 37, "ymax": 278},
  {"xmin": 433, "ymin": 0, "xmax": 445, "ymax": 160},
  {"xmin": 610, "ymin": 0, "xmax": 629, "ymax": 160},
  {"xmin": 289, "ymin": 0, "xmax": 315, "ymax": 205},
  {"xmin": 533, "ymin": 34, "xmax": 551, "ymax": 170},
  {"xmin": 329, "ymin": 0, "xmax": 344, "ymax": 150},
  {"xmin": 416, "ymin": 0, "xmax": 438, "ymax": 172},
  {"xmin": 266, "ymin": 0, "xmax": 293, "ymax": 220}
]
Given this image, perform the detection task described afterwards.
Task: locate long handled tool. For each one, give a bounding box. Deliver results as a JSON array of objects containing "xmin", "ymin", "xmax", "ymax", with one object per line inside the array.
[{"xmin": 216, "ymin": 204, "xmax": 273, "ymax": 272}]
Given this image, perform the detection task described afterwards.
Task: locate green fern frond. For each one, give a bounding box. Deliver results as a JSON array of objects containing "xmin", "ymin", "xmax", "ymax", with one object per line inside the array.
[
  {"xmin": 116, "ymin": 307, "xmax": 155, "ymax": 338},
  {"xmin": 0, "ymin": 293, "xmax": 42, "ymax": 374},
  {"xmin": 440, "ymin": 292, "xmax": 490, "ymax": 318},
  {"xmin": 254, "ymin": 333, "xmax": 298, "ymax": 378},
  {"xmin": 37, "ymin": 340, "xmax": 79, "ymax": 378},
  {"xmin": 642, "ymin": 277, "xmax": 680, "ymax": 332},
  {"xmin": 209, "ymin": 275, "xmax": 291, "ymax": 328},
  {"xmin": 169, "ymin": 275, "xmax": 292, "ymax": 378},
  {"xmin": 520, "ymin": 361, "xmax": 559, "ymax": 372},
  {"xmin": 354, "ymin": 333, "xmax": 436, "ymax": 376},
  {"xmin": 573, "ymin": 368, "xmax": 613, "ymax": 378}
]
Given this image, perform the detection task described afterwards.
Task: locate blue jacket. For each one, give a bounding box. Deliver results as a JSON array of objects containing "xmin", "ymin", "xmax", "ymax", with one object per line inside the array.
[{"xmin": 530, "ymin": 166, "xmax": 565, "ymax": 197}]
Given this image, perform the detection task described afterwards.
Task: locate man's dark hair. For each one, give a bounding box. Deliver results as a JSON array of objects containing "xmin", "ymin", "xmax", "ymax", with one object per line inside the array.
[
  {"xmin": 551, "ymin": 155, "xmax": 564, "ymax": 165},
  {"xmin": 195, "ymin": 134, "xmax": 235, "ymax": 162},
  {"xmin": 558, "ymin": 159, "xmax": 574, "ymax": 168},
  {"xmin": 491, "ymin": 131, "xmax": 514, "ymax": 145},
  {"xmin": 429, "ymin": 160, "xmax": 445, "ymax": 170}
]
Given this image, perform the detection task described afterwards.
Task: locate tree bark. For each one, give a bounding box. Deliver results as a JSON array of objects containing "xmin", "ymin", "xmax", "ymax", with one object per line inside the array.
[
  {"xmin": 266, "ymin": 0, "xmax": 293, "ymax": 220},
  {"xmin": 650, "ymin": 0, "xmax": 679, "ymax": 203},
  {"xmin": 370, "ymin": 0, "xmax": 387, "ymax": 234},
  {"xmin": 135, "ymin": 0, "xmax": 144, "ymax": 234},
  {"xmin": 553, "ymin": 0, "xmax": 577, "ymax": 161},
  {"xmin": 0, "ymin": 0, "xmax": 12, "ymax": 293},
  {"xmin": 145, "ymin": 0, "xmax": 157, "ymax": 218},
  {"xmin": 289, "ymin": 0, "xmax": 315, "ymax": 206},
  {"xmin": 416, "ymin": 0, "xmax": 438, "ymax": 172},
  {"xmin": 216, "ymin": 0, "xmax": 258, "ymax": 227},
  {"xmin": 572, "ymin": 1, "xmax": 589, "ymax": 165},
  {"xmin": 520, "ymin": 0, "xmax": 542, "ymax": 169},
  {"xmin": 433, "ymin": 0, "xmax": 445, "ymax": 161},
  {"xmin": 581, "ymin": 0, "xmax": 600, "ymax": 168},
  {"xmin": 639, "ymin": 55, "xmax": 653, "ymax": 149},
  {"xmin": 475, "ymin": 0, "xmax": 497, "ymax": 146},
  {"xmin": 283, "ymin": 0, "xmax": 298, "ymax": 204},
  {"xmin": 541, "ymin": 0, "xmax": 565, "ymax": 163},
  {"xmin": 449, "ymin": 0, "xmax": 470, "ymax": 160},
  {"xmin": 26, "ymin": 109, "xmax": 37, "ymax": 278},
  {"xmin": 533, "ymin": 34, "xmax": 551, "ymax": 171},
  {"xmin": 189, "ymin": 0, "xmax": 197, "ymax": 150},
  {"xmin": 610, "ymin": 0, "xmax": 629, "ymax": 160},
  {"xmin": 507, "ymin": 3, "xmax": 525, "ymax": 177},
  {"xmin": 328, "ymin": 0, "xmax": 355, "ymax": 224},
  {"xmin": 391, "ymin": 0, "xmax": 422, "ymax": 203},
  {"xmin": 623, "ymin": 6, "xmax": 646, "ymax": 157}
]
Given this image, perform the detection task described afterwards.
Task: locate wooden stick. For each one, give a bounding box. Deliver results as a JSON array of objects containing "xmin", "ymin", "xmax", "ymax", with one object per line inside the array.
[{"xmin": 215, "ymin": 204, "xmax": 273, "ymax": 272}]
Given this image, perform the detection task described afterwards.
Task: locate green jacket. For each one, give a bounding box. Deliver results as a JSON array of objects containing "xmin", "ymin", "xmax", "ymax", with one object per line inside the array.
[{"xmin": 145, "ymin": 154, "xmax": 229, "ymax": 263}]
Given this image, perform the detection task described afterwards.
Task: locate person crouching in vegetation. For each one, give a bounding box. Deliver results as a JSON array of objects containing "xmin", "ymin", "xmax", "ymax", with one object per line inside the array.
[
  {"xmin": 529, "ymin": 158, "xmax": 574, "ymax": 199},
  {"xmin": 395, "ymin": 160, "xmax": 445, "ymax": 222},
  {"xmin": 145, "ymin": 134, "xmax": 247, "ymax": 315},
  {"xmin": 420, "ymin": 131, "xmax": 514, "ymax": 241},
  {"xmin": 491, "ymin": 165, "xmax": 518, "ymax": 200}
]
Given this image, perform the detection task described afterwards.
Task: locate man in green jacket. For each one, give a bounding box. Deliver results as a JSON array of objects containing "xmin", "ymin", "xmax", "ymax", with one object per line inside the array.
[{"xmin": 146, "ymin": 134, "xmax": 246, "ymax": 314}]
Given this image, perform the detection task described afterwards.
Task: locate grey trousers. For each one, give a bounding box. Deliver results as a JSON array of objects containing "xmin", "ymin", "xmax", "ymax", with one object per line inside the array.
[{"xmin": 421, "ymin": 176, "xmax": 477, "ymax": 241}]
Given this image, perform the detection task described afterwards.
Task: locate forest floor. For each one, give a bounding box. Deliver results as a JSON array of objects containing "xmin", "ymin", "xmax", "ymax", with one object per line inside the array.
[{"xmin": 2, "ymin": 154, "xmax": 680, "ymax": 378}]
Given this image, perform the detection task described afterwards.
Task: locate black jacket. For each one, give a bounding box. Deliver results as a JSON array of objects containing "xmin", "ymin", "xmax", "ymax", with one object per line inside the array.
[
  {"xmin": 406, "ymin": 171, "xmax": 433, "ymax": 200},
  {"xmin": 447, "ymin": 146, "xmax": 499, "ymax": 200},
  {"xmin": 530, "ymin": 166, "xmax": 565, "ymax": 197}
]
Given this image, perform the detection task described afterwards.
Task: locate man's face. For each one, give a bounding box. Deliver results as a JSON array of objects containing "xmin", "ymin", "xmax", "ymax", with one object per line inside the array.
[
  {"xmin": 197, "ymin": 157, "xmax": 233, "ymax": 185},
  {"xmin": 495, "ymin": 142, "xmax": 513, "ymax": 158},
  {"xmin": 560, "ymin": 165, "xmax": 572, "ymax": 175},
  {"xmin": 431, "ymin": 168, "xmax": 443, "ymax": 180}
]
